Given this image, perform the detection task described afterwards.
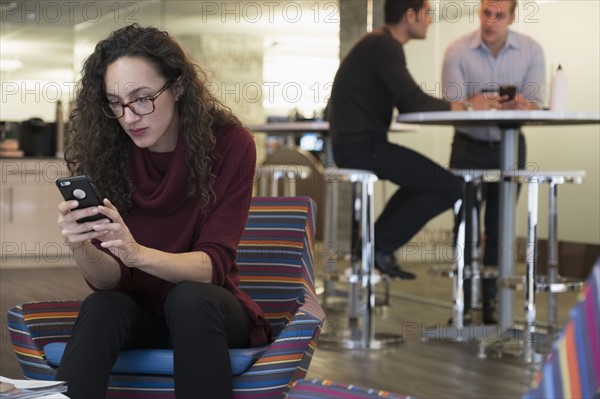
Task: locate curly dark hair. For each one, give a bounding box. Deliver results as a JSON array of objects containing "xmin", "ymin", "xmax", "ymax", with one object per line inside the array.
[{"xmin": 65, "ymin": 24, "xmax": 240, "ymax": 212}]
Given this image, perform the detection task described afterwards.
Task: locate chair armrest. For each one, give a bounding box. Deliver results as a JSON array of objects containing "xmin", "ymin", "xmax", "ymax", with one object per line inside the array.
[
  {"xmin": 233, "ymin": 292, "xmax": 325, "ymax": 399},
  {"xmin": 8, "ymin": 300, "xmax": 81, "ymax": 380},
  {"xmin": 283, "ymin": 293, "xmax": 326, "ymax": 380}
]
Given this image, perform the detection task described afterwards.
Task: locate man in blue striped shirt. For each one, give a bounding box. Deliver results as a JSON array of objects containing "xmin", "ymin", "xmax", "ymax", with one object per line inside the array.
[{"xmin": 442, "ymin": 0, "xmax": 545, "ymax": 324}]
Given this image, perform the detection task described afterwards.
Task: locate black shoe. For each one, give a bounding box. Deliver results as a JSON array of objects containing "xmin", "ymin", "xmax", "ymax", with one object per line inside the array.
[{"xmin": 374, "ymin": 251, "xmax": 416, "ymax": 280}]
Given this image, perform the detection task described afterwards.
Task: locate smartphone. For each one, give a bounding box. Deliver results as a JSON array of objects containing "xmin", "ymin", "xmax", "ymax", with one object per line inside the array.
[
  {"xmin": 56, "ymin": 175, "xmax": 110, "ymax": 223},
  {"xmin": 499, "ymin": 85, "xmax": 517, "ymax": 102}
]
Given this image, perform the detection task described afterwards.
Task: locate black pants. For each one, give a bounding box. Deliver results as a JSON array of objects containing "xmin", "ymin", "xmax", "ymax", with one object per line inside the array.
[
  {"xmin": 55, "ymin": 282, "xmax": 251, "ymax": 399},
  {"xmin": 449, "ymin": 132, "xmax": 526, "ymax": 266},
  {"xmin": 334, "ymin": 140, "xmax": 464, "ymax": 254}
]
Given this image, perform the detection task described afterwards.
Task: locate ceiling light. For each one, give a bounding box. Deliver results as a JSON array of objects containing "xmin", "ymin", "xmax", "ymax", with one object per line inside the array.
[{"xmin": 0, "ymin": 59, "xmax": 24, "ymax": 71}]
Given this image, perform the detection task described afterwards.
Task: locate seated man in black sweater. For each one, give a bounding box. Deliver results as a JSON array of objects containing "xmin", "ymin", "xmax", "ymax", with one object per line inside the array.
[{"xmin": 328, "ymin": 0, "xmax": 494, "ymax": 279}]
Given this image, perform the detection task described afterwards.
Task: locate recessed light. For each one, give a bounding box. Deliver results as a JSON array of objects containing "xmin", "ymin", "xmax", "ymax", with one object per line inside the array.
[{"xmin": 0, "ymin": 59, "xmax": 23, "ymax": 71}]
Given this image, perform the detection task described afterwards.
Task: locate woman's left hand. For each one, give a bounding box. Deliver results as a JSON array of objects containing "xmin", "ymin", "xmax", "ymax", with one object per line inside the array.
[{"xmin": 94, "ymin": 199, "xmax": 146, "ymax": 267}]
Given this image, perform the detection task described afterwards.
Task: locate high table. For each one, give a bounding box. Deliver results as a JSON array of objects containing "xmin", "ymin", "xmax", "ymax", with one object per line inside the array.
[
  {"xmin": 396, "ymin": 110, "xmax": 600, "ymax": 333},
  {"xmin": 249, "ymin": 121, "xmax": 412, "ymax": 156},
  {"xmin": 249, "ymin": 121, "xmax": 412, "ymax": 135}
]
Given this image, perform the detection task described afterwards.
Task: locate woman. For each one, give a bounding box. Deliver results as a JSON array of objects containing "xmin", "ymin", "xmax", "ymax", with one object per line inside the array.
[{"xmin": 56, "ymin": 24, "xmax": 271, "ymax": 398}]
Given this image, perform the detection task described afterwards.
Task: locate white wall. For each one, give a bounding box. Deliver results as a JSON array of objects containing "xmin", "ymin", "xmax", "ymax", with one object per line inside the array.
[
  {"xmin": 0, "ymin": 74, "xmax": 74, "ymax": 123},
  {"xmin": 382, "ymin": 0, "xmax": 600, "ymax": 245}
]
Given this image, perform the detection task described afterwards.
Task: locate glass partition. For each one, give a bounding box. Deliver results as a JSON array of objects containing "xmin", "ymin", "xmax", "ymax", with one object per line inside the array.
[{"xmin": 1, "ymin": 1, "xmax": 340, "ymax": 126}]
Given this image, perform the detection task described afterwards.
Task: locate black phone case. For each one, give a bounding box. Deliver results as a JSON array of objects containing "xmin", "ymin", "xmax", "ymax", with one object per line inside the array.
[
  {"xmin": 499, "ymin": 85, "xmax": 516, "ymax": 101},
  {"xmin": 55, "ymin": 175, "xmax": 108, "ymax": 223}
]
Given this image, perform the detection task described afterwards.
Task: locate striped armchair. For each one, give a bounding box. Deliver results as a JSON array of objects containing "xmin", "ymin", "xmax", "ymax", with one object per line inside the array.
[
  {"xmin": 523, "ymin": 260, "xmax": 600, "ymax": 399},
  {"xmin": 7, "ymin": 197, "xmax": 326, "ymax": 399}
]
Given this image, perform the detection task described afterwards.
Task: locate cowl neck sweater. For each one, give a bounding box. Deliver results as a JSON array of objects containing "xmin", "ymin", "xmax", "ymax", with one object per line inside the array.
[{"xmin": 90, "ymin": 127, "xmax": 271, "ymax": 347}]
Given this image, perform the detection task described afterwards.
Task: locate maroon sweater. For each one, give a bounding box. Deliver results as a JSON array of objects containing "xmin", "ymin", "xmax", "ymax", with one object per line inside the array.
[{"xmin": 89, "ymin": 125, "xmax": 271, "ymax": 347}]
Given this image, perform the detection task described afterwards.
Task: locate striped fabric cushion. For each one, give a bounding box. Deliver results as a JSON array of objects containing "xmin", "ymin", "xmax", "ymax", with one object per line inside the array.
[
  {"xmin": 237, "ymin": 196, "xmax": 318, "ymax": 337},
  {"xmin": 7, "ymin": 300, "xmax": 80, "ymax": 380},
  {"xmin": 232, "ymin": 197, "xmax": 325, "ymax": 399},
  {"xmin": 523, "ymin": 261, "xmax": 600, "ymax": 399},
  {"xmin": 285, "ymin": 379, "xmax": 410, "ymax": 399}
]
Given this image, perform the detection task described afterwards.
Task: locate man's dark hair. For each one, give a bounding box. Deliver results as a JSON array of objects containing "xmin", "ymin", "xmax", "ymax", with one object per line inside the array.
[
  {"xmin": 384, "ymin": 0, "xmax": 425, "ymax": 24},
  {"xmin": 481, "ymin": 0, "xmax": 518, "ymax": 15}
]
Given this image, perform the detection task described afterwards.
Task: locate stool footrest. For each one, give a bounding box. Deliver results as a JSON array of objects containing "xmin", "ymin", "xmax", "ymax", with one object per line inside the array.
[
  {"xmin": 428, "ymin": 265, "xmax": 455, "ymax": 278},
  {"xmin": 499, "ymin": 275, "xmax": 584, "ymax": 293},
  {"xmin": 536, "ymin": 276, "xmax": 584, "ymax": 293},
  {"xmin": 341, "ymin": 267, "xmax": 390, "ymax": 285},
  {"xmin": 428, "ymin": 265, "xmax": 499, "ymax": 279}
]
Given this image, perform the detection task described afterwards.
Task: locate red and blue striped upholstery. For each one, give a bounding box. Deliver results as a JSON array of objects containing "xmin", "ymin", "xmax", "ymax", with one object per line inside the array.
[
  {"xmin": 523, "ymin": 260, "xmax": 600, "ymax": 399},
  {"xmin": 285, "ymin": 379, "xmax": 410, "ymax": 399},
  {"xmin": 7, "ymin": 197, "xmax": 325, "ymax": 399},
  {"xmin": 8, "ymin": 300, "xmax": 80, "ymax": 381}
]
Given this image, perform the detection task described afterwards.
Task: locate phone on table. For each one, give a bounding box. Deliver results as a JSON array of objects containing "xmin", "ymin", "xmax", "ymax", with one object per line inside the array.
[
  {"xmin": 499, "ymin": 85, "xmax": 517, "ymax": 102},
  {"xmin": 56, "ymin": 175, "xmax": 110, "ymax": 223}
]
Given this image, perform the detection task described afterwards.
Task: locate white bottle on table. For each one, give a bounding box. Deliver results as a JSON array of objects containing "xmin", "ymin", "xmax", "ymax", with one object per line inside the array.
[{"xmin": 550, "ymin": 64, "xmax": 567, "ymax": 112}]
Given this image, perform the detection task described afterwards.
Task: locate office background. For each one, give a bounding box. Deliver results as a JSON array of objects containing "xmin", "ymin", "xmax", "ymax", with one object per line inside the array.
[{"xmin": 1, "ymin": 0, "xmax": 598, "ymax": 252}]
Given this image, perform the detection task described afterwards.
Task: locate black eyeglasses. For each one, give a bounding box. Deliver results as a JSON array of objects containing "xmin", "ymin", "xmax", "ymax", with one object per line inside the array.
[{"xmin": 102, "ymin": 80, "xmax": 173, "ymax": 119}]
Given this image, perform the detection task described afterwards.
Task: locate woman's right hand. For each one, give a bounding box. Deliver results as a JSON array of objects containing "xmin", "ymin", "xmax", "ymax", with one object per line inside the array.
[
  {"xmin": 57, "ymin": 200, "xmax": 112, "ymax": 246},
  {"xmin": 57, "ymin": 200, "xmax": 122, "ymax": 289}
]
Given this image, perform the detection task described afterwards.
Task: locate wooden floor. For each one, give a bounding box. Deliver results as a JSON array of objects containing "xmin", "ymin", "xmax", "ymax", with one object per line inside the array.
[{"xmin": 0, "ymin": 261, "xmax": 580, "ymax": 398}]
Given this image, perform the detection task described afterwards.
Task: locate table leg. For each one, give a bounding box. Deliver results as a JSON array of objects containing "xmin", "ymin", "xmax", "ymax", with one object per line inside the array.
[
  {"xmin": 547, "ymin": 182, "xmax": 559, "ymax": 331},
  {"xmin": 452, "ymin": 195, "xmax": 466, "ymax": 327},
  {"xmin": 323, "ymin": 179, "xmax": 341, "ymax": 306},
  {"xmin": 498, "ymin": 128, "xmax": 519, "ymax": 331},
  {"xmin": 524, "ymin": 180, "xmax": 539, "ymax": 362},
  {"xmin": 361, "ymin": 178, "xmax": 375, "ymax": 347}
]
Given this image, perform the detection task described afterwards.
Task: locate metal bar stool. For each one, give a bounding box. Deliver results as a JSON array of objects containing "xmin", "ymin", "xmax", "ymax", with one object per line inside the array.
[
  {"xmin": 500, "ymin": 170, "xmax": 585, "ymax": 362},
  {"xmin": 320, "ymin": 167, "xmax": 402, "ymax": 349},
  {"xmin": 449, "ymin": 169, "xmax": 487, "ymax": 327},
  {"xmin": 423, "ymin": 169, "xmax": 501, "ymax": 343},
  {"xmin": 425, "ymin": 170, "xmax": 501, "ymax": 325},
  {"xmin": 257, "ymin": 164, "xmax": 313, "ymax": 197}
]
